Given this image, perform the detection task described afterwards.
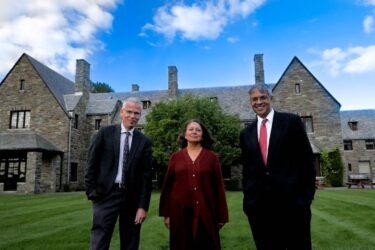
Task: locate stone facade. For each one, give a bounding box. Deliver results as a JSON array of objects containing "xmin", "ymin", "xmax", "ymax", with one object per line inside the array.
[
  {"xmin": 0, "ymin": 53, "xmax": 373, "ymax": 193},
  {"xmin": 272, "ymin": 57, "xmax": 344, "ymax": 176}
]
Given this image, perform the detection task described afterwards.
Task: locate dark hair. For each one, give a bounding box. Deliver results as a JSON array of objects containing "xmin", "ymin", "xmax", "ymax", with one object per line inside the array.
[{"xmin": 177, "ymin": 119, "xmax": 214, "ymax": 149}]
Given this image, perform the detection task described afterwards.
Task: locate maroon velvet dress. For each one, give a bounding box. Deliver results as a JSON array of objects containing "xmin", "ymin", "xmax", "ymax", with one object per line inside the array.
[{"xmin": 159, "ymin": 148, "xmax": 229, "ymax": 250}]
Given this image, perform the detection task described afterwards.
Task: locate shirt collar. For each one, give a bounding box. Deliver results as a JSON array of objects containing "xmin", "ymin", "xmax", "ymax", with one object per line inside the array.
[
  {"xmin": 121, "ymin": 123, "xmax": 135, "ymax": 134},
  {"xmin": 257, "ymin": 108, "xmax": 274, "ymax": 124}
]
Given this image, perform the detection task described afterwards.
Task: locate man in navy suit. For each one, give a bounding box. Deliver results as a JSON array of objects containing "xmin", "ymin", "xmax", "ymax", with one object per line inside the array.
[
  {"xmin": 85, "ymin": 97, "xmax": 152, "ymax": 250},
  {"xmin": 240, "ymin": 84, "xmax": 316, "ymax": 249}
]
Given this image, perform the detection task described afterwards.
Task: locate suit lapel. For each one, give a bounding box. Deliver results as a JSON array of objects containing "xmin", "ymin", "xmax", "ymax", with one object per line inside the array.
[
  {"xmin": 126, "ymin": 130, "xmax": 141, "ymax": 170},
  {"xmin": 113, "ymin": 125, "xmax": 121, "ymax": 165},
  {"xmin": 267, "ymin": 112, "xmax": 282, "ymax": 163}
]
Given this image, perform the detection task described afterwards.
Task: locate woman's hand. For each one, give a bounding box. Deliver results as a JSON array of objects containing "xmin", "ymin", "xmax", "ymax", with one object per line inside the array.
[{"xmin": 164, "ymin": 217, "xmax": 170, "ymax": 229}]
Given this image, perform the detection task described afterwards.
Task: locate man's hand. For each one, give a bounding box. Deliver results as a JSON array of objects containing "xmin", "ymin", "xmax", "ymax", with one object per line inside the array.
[{"xmin": 134, "ymin": 208, "xmax": 147, "ymax": 225}]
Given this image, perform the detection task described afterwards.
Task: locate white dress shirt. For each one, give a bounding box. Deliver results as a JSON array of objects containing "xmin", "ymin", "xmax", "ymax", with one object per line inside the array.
[{"xmin": 115, "ymin": 124, "xmax": 134, "ymax": 183}]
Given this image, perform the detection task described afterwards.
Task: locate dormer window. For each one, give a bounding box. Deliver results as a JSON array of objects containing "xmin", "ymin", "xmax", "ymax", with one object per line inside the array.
[
  {"xmin": 142, "ymin": 100, "xmax": 151, "ymax": 109},
  {"xmin": 20, "ymin": 79, "xmax": 25, "ymax": 90},
  {"xmin": 295, "ymin": 83, "xmax": 301, "ymax": 94},
  {"xmin": 210, "ymin": 97, "xmax": 218, "ymax": 102},
  {"xmin": 348, "ymin": 121, "xmax": 358, "ymax": 131}
]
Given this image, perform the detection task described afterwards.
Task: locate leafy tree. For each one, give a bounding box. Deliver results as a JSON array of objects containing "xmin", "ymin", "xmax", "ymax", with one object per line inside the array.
[
  {"xmin": 321, "ymin": 148, "xmax": 344, "ymax": 187},
  {"xmin": 144, "ymin": 95, "xmax": 241, "ymax": 185},
  {"xmin": 91, "ymin": 81, "xmax": 114, "ymax": 93}
]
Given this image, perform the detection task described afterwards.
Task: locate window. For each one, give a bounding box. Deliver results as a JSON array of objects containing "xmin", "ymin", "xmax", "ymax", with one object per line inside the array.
[
  {"xmin": 142, "ymin": 100, "xmax": 151, "ymax": 109},
  {"xmin": 348, "ymin": 121, "xmax": 358, "ymax": 131},
  {"xmin": 70, "ymin": 163, "xmax": 78, "ymax": 182},
  {"xmin": 295, "ymin": 83, "xmax": 301, "ymax": 94},
  {"xmin": 20, "ymin": 79, "xmax": 25, "ymax": 90},
  {"xmin": 210, "ymin": 97, "xmax": 218, "ymax": 102},
  {"xmin": 74, "ymin": 114, "xmax": 79, "ymax": 129},
  {"xmin": 0, "ymin": 154, "xmax": 27, "ymax": 183},
  {"xmin": 95, "ymin": 119, "xmax": 101, "ymax": 130},
  {"xmin": 348, "ymin": 163, "xmax": 352, "ymax": 172},
  {"xmin": 301, "ymin": 116, "xmax": 314, "ymax": 133},
  {"xmin": 365, "ymin": 139, "xmax": 375, "ymax": 150},
  {"xmin": 344, "ymin": 140, "xmax": 353, "ymax": 150},
  {"xmin": 9, "ymin": 110, "xmax": 30, "ymax": 129}
]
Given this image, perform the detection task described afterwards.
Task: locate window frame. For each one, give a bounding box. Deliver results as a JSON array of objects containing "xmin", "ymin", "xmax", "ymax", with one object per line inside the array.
[
  {"xmin": 344, "ymin": 140, "xmax": 353, "ymax": 151},
  {"xmin": 9, "ymin": 110, "xmax": 31, "ymax": 129}
]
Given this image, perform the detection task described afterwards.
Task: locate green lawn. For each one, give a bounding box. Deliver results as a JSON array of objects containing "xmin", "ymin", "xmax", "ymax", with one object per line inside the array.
[{"xmin": 0, "ymin": 189, "xmax": 374, "ymax": 250}]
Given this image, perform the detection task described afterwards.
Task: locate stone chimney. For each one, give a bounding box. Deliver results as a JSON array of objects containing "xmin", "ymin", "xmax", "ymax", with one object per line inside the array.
[
  {"xmin": 168, "ymin": 66, "xmax": 178, "ymax": 98},
  {"xmin": 75, "ymin": 59, "xmax": 91, "ymax": 93},
  {"xmin": 132, "ymin": 84, "xmax": 139, "ymax": 92},
  {"xmin": 254, "ymin": 54, "xmax": 265, "ymax": 85}
]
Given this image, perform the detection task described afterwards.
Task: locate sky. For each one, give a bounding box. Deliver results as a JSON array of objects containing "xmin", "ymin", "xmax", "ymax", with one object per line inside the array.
[{"xmin": 0, "ymin": 0, "xmax": 374, "ymax": 111}]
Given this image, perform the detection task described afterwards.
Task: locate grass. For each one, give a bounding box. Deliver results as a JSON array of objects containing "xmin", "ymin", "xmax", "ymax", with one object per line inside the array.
[{"xmin": 0, "ymin": 189, "xmax": 374, "ymax": 250}]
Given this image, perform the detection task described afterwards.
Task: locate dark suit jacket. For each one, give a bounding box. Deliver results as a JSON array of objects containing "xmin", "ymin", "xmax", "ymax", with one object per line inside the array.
[
  {"xmin": 85, "ymin": 124, "xmax": 153, "ymax": 211},
  {"xmin": 240, "ymin": 111, "xmax": 315, "ymax": 210}
]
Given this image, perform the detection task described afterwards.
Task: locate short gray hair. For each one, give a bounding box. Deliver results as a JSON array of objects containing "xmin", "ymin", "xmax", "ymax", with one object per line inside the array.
[
  {"xmin": 248, "ymin": 84, "xmax": 273, "ymax": 97},
  {"xmin": 122, "ymin": 97, "xmax": 142, "ymax": 108}
]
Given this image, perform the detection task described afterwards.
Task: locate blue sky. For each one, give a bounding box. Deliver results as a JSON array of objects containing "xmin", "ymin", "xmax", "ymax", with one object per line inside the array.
[{"xmin": 0, "ymin": 0, "xmax": 374, "ymax": 110}]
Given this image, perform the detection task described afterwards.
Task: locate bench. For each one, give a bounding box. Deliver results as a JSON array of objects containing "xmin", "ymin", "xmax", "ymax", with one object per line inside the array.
[{"xmin": 346, "ymin": 174, "xmax": 373, "ymax": 189}]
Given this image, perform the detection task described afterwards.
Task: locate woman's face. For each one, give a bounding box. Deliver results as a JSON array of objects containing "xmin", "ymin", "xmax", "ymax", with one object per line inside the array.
[{"xmin": 184, "ymin": 122, "xmax": 203, "ymax": 143}]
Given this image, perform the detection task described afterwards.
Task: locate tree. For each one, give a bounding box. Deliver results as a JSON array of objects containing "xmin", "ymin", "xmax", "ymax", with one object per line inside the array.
[
  {"xmin": 144, "ymin": 95, "xmax": 241, "ymax": 186},
  {"xmin": 321, "ymin": 148, "xmax": 344, "ymax": 187},
  {"xmin": 91, "ymin": 81, "xmax": 114, "ymax": 93}
]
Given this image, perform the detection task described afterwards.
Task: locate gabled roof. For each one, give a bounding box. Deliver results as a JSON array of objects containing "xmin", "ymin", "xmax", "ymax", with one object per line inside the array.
[
  {"xmin": 341, "ymin": 109, "xmax": 375, "ymax": 140},
  {"xmin": 273, "ymin": 56, "xmax": 341, "ymax": 107},
  {"xmin": 0, "ymin": 131, "xmax": 62, "ymax": 152},
  {"xmin": 24, "ymin": 54, "xmax": 75, "ymax": 112}
]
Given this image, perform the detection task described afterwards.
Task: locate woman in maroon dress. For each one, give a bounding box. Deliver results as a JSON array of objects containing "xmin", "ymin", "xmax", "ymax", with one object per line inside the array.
[{"xmin": 159, "ymin": 119, "xmax": 229, "ymax": 250}]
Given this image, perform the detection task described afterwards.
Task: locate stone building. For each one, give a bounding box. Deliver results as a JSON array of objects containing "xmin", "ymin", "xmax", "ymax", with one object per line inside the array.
[
  {"xmin": 0, "ymin": 53, "xmax": 373, "ymax": 193},
  {"xmin": 341, "ymin": 110, "xmax": 375, "ymax": 181}
]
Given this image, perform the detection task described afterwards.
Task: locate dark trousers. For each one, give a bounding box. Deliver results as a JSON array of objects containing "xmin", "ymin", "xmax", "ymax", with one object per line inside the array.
[
  {"xmin": 245, "ymin": 198, "xmax": 312, "ymax": 250},
  {"xmin": 90, "ymin": 186, "xmax": 141, "ymax": 250}
]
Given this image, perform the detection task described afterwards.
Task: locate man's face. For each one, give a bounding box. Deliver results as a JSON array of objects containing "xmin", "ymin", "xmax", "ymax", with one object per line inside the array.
[
  {"xmin": 249, "ymin": 89, "xmax": 272, "ymax": 119},
  {"xmin": 120, "ymin": 101, "xmax": 141, "ymax": 130}
]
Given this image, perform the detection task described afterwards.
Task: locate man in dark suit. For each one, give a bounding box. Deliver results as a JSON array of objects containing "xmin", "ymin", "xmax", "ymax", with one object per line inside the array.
[
  {"xmin": 240, "ymin": 84, "xmax": 316, "ymax": 249},
  {"xmin": 85, "ymin": 97, "xmax": 152, "ymax": 250}
]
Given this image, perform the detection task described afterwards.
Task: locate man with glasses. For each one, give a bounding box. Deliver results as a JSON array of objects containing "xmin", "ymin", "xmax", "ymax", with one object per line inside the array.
[{"xmin": 85, "ymin": 97, "xmax": 152, "ymax": 250}]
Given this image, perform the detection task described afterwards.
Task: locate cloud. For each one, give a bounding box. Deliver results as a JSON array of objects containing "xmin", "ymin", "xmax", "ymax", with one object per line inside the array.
[
  {"xmin": 142, "ymin": 0, "xmax": 265, "ymax": 42},
  {"xmin": 362, "ymin": 0, "xmax": 375, "ymax": 5},
  {"xmin": 0, "ymin": 0, "xmax": 120, "ymax": 77},
  {"xmin": 363, "ymin": 15, "xmax": 375, "ymax": 33},
  {"xmin": 227, "ymin": 36, "xmax": 239, "ymax": 43},
  {"xmin": 316, "ymin": 45, "xmax": 375, "ymax": 76}
]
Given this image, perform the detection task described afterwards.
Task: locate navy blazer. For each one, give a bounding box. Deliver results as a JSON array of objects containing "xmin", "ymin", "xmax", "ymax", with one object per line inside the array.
[
  {"xmin": 240, "ymin": 111, "xmax": 315, "ymax": 209},
  {"xmin": 85, "ymin": 124, "xmax": 153, "ymax": 211}
]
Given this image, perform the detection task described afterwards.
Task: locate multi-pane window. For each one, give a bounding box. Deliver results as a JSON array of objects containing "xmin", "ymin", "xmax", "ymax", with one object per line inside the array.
[
  {"xmin": 295, "ymin": 83, "xmax": 301, "ymax": 94},
  {"xmin": 95, "ymin": 119, "xmax": 101, "ymax": 130},
  {"xmin": 70, "ymin": 163, "xmax": 78, "ymax": 182},
  {"xmin": 365, "ymin": 139, "xmax": 375, "ymax": 150},
  {"xmin": 142, "ymin": 100, "xmax": 151, "ymax": 109},
  {"xmin": 0, "ymin": 154, "xmax": 27, "ymax": 183},
  {"xmin": 9, "ymin": 110, "xmax": 30, "ymax": 129},
  {"xmin": 344, "ymin": 140, "xmax": 353, "ymax": 150},
  {"xmin": 301, "ymin": 116, "xmax": 314, "ymax": 133}
]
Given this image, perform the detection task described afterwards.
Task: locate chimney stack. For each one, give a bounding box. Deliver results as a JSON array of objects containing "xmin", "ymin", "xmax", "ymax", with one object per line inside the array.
[
  {"xmin": 254, "ymin": 54, "xmax": 265, "ymax": 85},
  {"xmin": 168, "ymin": 66, "xmax": 178, "ymax": 98},
  {"xmin": 75, "ymin": 59, "xmax": 91, "ymax": 93},
  {"xmin": 132, "ymin": 84, "xmax": 139, "ymax": 92}
]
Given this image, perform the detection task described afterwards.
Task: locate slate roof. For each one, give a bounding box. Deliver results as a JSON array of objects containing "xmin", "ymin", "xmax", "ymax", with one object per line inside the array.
[
  {"xmin": 87, "ymin": 84, "xmax": 275, "ymax": 123},
  {"xmin": 0, "ymin": 132, "xmax": 62, "ymax": 152},
  {"xmin": 25, "ymin": 54, "xmax": 75, "ymax": 112},
  {"xmin": 340, "ymin": 109, "xmax": 375, "ymax": 140}
]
